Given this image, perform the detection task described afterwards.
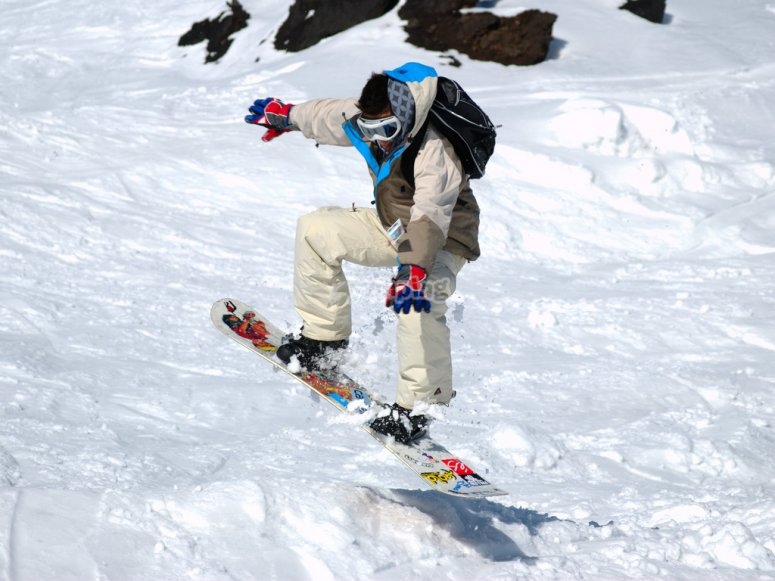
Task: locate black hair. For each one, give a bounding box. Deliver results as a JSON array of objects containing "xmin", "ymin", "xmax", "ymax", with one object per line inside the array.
[{"xmin": 356, "ymin": 73, "xmax": 390, "ymax": 117}]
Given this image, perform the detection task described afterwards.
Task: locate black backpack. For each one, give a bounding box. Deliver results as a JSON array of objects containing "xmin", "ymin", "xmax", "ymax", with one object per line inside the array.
[{"xmin": 401, "ymin": 77, "xmax": 497, "ymax": 184}]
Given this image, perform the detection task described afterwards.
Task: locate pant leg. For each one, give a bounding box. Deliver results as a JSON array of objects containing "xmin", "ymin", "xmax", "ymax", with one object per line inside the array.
[
  {"xmin": 395, "ymin": 251, "xmax": 467, "ymax": 409},
  {"xmin": 294, "ymin": 207, "xmax": 396, "ymax": 341}
]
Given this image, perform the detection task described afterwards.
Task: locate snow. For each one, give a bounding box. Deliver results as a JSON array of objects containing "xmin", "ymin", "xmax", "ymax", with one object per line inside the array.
[{"xmin": 2, "ymin": 0, "xmax": 775, "ymax": 578}]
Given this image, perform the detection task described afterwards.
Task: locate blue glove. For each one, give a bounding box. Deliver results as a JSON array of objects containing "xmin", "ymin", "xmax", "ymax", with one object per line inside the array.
[
  {"xmin": 245, "ymin": 97, "xmax": 294, "ymax": 142},
  {"xmin": 386, "ymin": 264, "xmax": 431, "ymax": 314}
]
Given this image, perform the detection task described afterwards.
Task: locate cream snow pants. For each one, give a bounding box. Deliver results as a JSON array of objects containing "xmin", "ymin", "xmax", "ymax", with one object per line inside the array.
[{"xmin": 293, "ymin": 206, "xmax": 466, "ymax": 409}]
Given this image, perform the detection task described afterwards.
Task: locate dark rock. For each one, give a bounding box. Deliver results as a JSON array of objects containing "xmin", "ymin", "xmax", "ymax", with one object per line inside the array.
[
  {"xmin": 180, "ymin": 0, "xmax": 556, "ymax": 67},
  {"xmin": 619, "ymin": 0, "xmax": 666, "ymax": 24},
  {"xmin": 400, "ymin": 2, "xmax": 557, "ymax": 66},
  {"xmin": 178, "ymin": 0, "xmax": 250, "ymax": 63},
  {"xmin": 275, "ymin": 0, "xmax": 399, "ymax": 52}
]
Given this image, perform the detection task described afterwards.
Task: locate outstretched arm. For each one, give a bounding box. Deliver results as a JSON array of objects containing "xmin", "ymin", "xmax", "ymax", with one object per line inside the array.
[{"xmin": 289, "ymin": 98, "xmax": 360, "ymax": 146}]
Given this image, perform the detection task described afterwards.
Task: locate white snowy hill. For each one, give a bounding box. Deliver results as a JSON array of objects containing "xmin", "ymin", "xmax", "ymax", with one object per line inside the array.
[{"xmin": 2, "ymin": 0, "xmax": 775, "ymax": 579}]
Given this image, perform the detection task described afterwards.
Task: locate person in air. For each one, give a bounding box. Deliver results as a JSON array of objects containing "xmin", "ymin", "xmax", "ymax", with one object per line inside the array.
[{"xmin": 244, "ymin": 62, "xmax": 480, "ymax": 444}]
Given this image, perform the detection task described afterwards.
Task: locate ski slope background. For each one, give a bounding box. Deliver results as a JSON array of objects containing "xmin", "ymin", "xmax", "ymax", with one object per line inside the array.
[{"xmin": 2, "ymin": 0, "xmax": 775, "ymax": 579}]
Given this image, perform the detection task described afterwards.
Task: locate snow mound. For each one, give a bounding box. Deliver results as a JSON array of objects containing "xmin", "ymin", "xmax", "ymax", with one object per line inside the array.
[{"xmin": 548, "ymin": 98, "xmax": 695, "ymax": 158}]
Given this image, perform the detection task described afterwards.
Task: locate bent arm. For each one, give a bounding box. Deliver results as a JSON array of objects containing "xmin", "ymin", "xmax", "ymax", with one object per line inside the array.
[{"xmin": 398, "ymin": 127, "xmax": 465, "ymax": 269}]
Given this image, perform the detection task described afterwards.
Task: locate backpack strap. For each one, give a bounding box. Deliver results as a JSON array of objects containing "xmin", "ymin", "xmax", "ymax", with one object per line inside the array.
[{"xmin": 399, "ymin": 117, "xmax": 430, "ymax": 192}]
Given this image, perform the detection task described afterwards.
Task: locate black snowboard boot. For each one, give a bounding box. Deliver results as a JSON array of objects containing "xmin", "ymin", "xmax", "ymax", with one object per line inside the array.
[
  {"xmin": 370, "ymin": 403, "xmax": 430, "ymax": 444},
  {"xmin": 276, "ymin": 334, "xmax": 348, "ymax": 371}
]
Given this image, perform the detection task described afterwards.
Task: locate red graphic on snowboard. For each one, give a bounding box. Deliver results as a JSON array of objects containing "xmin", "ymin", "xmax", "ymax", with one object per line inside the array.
[
  {"xmin": 222, "ymin": 301, "xmax": 275, "ymax": 351},
  {"xmin": 441, "ymin": 458, "xmax": 475, "ymax": 476}
]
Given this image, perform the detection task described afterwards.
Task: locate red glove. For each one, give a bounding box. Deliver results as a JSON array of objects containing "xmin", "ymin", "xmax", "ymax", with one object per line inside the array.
[
  {"xmin": 245, "ymin": 97, "xmax": 294, "ymax": 142},
  {"xmin": 386, "ymin": 265, "xmax": 431, "ymax": 314}
]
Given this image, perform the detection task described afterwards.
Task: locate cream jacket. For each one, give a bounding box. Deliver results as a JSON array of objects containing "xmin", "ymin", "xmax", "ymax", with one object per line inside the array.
[{"xmin": 288, "ymin": 62, "xmax": 480, "ymax": 270}]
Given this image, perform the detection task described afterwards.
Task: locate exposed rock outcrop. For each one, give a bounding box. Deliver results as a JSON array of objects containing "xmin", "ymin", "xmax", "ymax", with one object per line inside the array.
[
  {"xmin": 274, "ymin": 0, "xmax": 399, "ymax": 52},
  {"xmin": 620, "ymin": 0, "xmax": 666, "ymax": 24},
  {"xmin": 178, "ymin": 0, "xmax": 250, "ymax": 63},
  {"xmin": 400, "ymin": 1, "xmax": 557, "ymax": 66}
]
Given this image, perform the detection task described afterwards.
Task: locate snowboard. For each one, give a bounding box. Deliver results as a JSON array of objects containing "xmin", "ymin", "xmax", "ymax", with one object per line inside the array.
[{"xmin": 210, "ymin": 298, "xmax": 507, "ymax": 498}]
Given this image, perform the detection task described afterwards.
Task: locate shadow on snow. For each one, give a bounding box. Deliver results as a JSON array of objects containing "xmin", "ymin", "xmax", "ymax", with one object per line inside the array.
[{"xmin": 387, "ymin": 489, "xmax": 560, "ymax": 563}]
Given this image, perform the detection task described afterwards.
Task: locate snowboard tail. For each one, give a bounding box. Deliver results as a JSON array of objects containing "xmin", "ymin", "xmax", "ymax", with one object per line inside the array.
[{"xmin": 211, "ymin": 298, "xmax": 507, "ymax": 498}]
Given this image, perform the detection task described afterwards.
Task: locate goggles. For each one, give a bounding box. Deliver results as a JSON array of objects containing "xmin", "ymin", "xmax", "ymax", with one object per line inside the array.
[{"xmin": 355, "ymin": 114, "xmax": 402, "ymax": 142}]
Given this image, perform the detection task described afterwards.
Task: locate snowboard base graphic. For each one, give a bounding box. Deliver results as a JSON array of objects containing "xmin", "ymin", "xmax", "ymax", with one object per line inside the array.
[{"xmin": 211, "ymin": 298, "xmax": 507, "ymax": 498}]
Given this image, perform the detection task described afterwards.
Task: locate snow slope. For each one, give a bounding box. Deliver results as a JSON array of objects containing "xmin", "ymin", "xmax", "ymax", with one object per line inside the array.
[{"xmin": 2, "ymin": 0, "xmax": 775, "ymax": 579}]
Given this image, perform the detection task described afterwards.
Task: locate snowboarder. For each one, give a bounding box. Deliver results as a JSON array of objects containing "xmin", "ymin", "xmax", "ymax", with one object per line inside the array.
[{"xmin": 244, "ymin": 62, "xmax": 480, "ymax": 444}]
